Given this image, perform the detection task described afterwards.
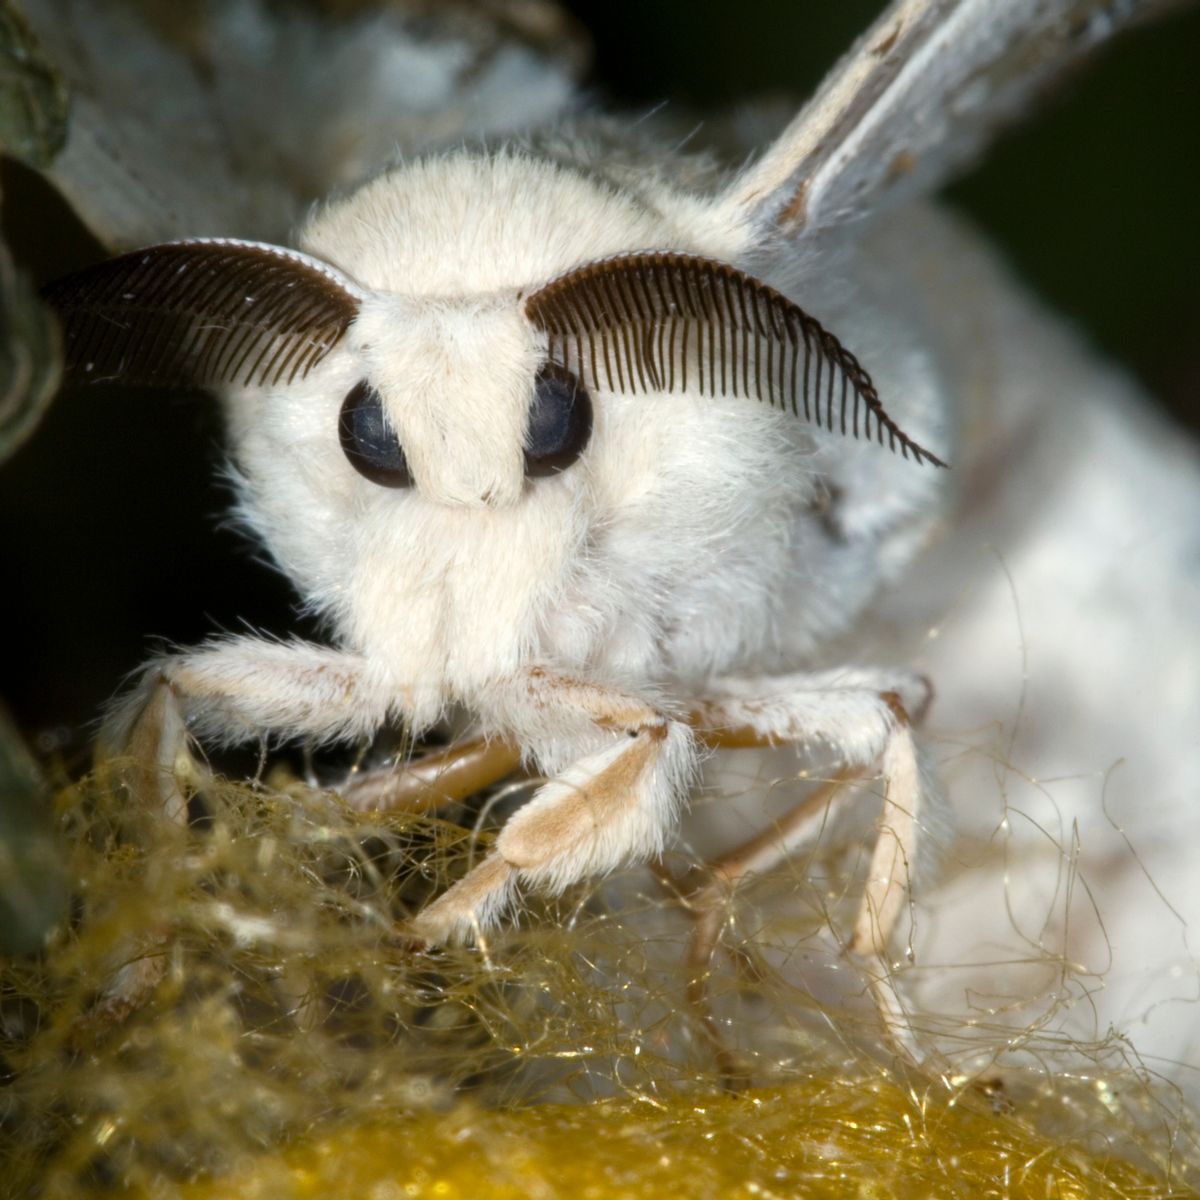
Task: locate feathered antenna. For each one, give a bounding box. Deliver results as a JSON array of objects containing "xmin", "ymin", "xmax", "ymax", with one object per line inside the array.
[
  {"xmin": 525, "ymin": 251, "xmax": 947, "ymax": 467},
  {"xmin": 42, "ymin": 239, "xmax": 363, "ymax": 391}
]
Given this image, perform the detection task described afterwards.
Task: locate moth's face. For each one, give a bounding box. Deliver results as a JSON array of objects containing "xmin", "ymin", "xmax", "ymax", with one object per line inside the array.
[
  {"xmin": 222, "ymin": 153, "xmax": 789, "ymax": 688},
  {"xmin": 211, "ymin": 149, "xmax": 939, "ymax": 693},
  {"xmin": 45, "ymin": 141, "xmax": 944, "ymax": 699},
  {"xmin": 346, "ymin": 296, "xmax": 542, "ymax": 509},
  {"xmin": 287, "ymin": 152, "xmax": 750, "ymax": 511}
]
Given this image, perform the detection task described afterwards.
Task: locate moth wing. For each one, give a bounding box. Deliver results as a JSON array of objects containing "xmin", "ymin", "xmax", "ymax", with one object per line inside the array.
[
  {"xmin": 17, "ymin": 0, "xmax": 585, "ymax": 248},
  {"xmin": 716, "ymin": 0, "xmax": 1184, "ymax": 236}
]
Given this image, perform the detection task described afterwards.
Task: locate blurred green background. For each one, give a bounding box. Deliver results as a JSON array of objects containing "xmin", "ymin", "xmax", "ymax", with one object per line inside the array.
[{"xmin": 1, "ymin": 0, "xmax": 1197, "ymax": 746}]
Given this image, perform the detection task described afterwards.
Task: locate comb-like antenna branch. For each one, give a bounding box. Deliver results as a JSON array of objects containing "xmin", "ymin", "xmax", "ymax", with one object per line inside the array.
[
  {"xmin": 42, "ymin": 239, "xmax": 363, "ymax": 391},
  {"xmin": 525, "ymin": 251, "xmax": 946, "ymax": 468}
]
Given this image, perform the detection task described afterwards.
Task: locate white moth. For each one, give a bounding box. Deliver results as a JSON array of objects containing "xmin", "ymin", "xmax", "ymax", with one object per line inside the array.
[{"xmin": 37, "ymin": 0, "xmax": 1200, "ymax": 1071}]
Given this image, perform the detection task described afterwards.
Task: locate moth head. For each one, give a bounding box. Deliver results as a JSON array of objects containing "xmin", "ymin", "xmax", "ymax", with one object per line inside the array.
[
  {"xmin": 39, "ymin": 240, "xmax": 596, "ymax": 514},
  {"xmin": 41, "ymin": 237, "xmax": 943, "ymax": 515},
  {"xmin": 346, "ymin": 295, "xmax": 550, "ymax": 508}
]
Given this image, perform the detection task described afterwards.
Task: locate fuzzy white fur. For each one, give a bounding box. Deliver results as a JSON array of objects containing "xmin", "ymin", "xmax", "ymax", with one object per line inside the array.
[
  {"xmin": 90, "ymin": 0, "xmax": 1200, "ymax": 1073},
  {"xmin": 118, "ymin": 142, "xmax": 947, "ymax": 1048}
]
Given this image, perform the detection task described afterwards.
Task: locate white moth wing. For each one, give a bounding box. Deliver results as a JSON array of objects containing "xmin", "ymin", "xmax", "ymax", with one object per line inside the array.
[
  {"xmin": 17, "ymin": 0, "xmax": 584, "ymax": 248},
  {"xmin": 696, "ymin": 0, "xmax": 1200, "ymax": 1071},
  {"xmin": 718, "ymin": 0, "xmax": 1186, "ymax": 235},
  {"xmin": 859, "ymin": 206, "xmax": 1200, "ymax": 1068}
]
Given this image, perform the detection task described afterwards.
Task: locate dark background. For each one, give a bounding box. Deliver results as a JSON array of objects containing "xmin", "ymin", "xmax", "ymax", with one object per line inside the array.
[{"xmin": 2, "ymin": 1, "xmax": 1197, "ymax": 749}]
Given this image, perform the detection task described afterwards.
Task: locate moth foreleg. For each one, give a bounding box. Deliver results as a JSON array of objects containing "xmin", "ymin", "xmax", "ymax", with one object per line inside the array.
[
  {"xmin": 409, "ymin": 669, "xmax": 697, "ymax": 942},
  {"xmin": 89, "ymin": 638, "xmax": 399, "ymax": 1025},
  {"xmin": 104, "ymin": 637, "xmax": 397, "ymax": 821}
]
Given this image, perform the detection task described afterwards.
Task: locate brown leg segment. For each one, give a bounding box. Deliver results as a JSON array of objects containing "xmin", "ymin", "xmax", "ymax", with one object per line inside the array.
[
  {"xmin": 123, "ymin": 677, "xmax": 193, "ymax": 825},
  {"xmin": 681, "ymin": 771, "xmax": 858, "ymax": 1085},
  {"xmin": 340, "ymin": 736, "xmax": 524, "ymax": 814},
  {"xmin": 682, "ymin": 680, "xmax": 926, "ymax": 1074}
]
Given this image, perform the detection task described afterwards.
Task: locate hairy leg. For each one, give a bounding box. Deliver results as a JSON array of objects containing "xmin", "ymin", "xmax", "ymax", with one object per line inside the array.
[
  {"xmin": 685, "ymin": 667, "xmax": 931, "ymax": 1065},
  {"xmin": 409, "ymin": 668, "xmax": 696, "ymax": 942},
  {"xmin": 90, "ymin": 637, "xmax": 406, "ymax": 1021},
  {"xmin": 104, "ymin": 636, "xmax": 400, "ymax": 821}
]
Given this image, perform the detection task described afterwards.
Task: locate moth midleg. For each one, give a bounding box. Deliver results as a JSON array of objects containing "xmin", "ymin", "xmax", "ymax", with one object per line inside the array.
[
  {"xmin": 680, "ymin": 768, "xmax": 859, "ymax": 1084},
  {"xmin": 685, "ymin": 671, "xmax": 930, "ymax": 1066},
  {"xmin": 339, "ymin": 736, "xmax": 523, "ymax": 814}
]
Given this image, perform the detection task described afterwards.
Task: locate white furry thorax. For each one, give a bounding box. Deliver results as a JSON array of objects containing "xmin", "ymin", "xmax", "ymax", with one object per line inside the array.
[{"xmin": 222, "ymin": 147, "xmax": 943, "ymax": 729}]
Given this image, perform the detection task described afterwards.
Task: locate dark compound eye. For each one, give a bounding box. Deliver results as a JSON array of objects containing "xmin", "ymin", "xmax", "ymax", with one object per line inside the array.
[
  {"xmin": 338, "ymin": 380, "xmax": 412, "ymax": 488},
  {"xmin": 524, "ymin": 363, "xmax": 592, "ymax": 478}
]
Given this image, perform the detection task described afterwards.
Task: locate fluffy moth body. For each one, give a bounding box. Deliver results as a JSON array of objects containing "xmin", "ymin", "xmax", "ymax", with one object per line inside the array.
[
  {"xmin": 44, "ymin": 0, "xmax": 1186, "ymax": 1065},
  {"xmin": 48, "ymin": 139, "xmax": 947, "ymax": 1052}
]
